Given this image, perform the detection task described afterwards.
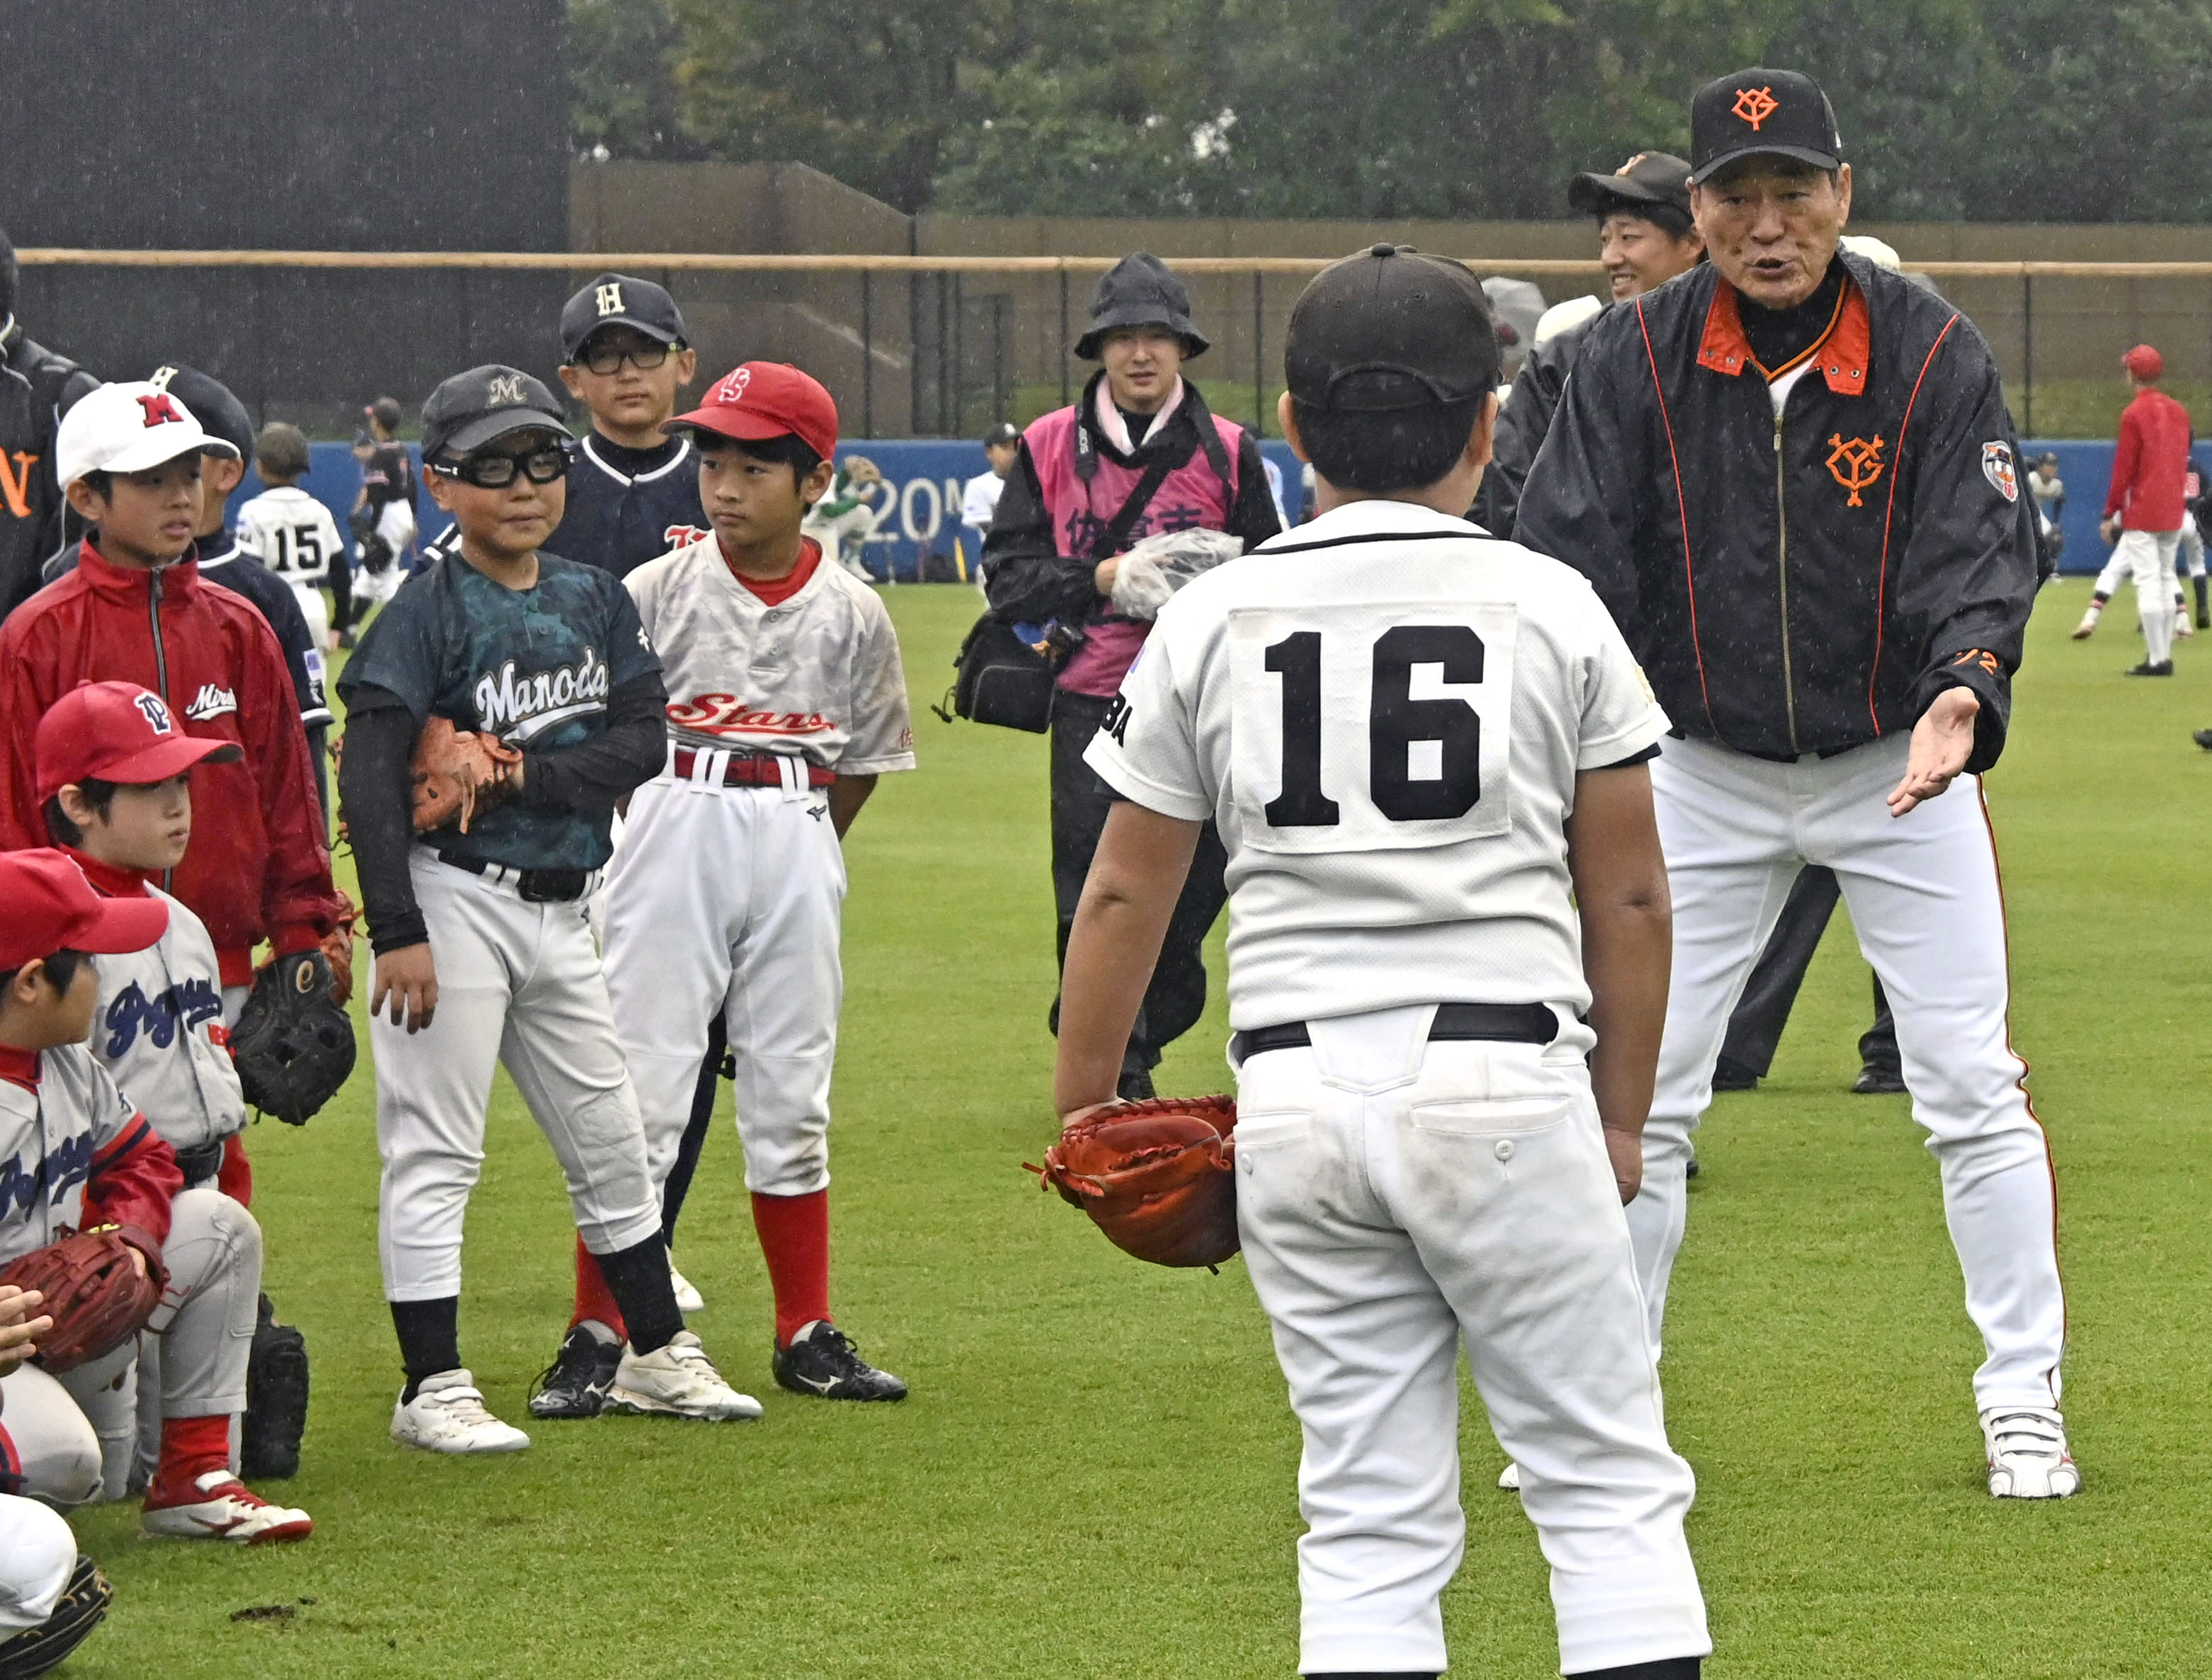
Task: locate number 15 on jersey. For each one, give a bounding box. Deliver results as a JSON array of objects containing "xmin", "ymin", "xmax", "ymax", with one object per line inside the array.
[{"xmin": 1227, "ymin": 602, "xmax": 1517, "ymax": 854}]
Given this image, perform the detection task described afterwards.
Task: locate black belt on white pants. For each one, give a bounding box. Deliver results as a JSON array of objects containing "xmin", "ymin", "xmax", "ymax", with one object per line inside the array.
[{"xmin": 1230, "ymin": 1001, "xmax": 1559, "ymax": 1063}]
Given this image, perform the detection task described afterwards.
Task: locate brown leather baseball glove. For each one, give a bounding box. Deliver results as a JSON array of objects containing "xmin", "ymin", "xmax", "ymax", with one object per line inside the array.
[
  {"xmin": 411, "ymin": 716, "xmax": 522, "ymax": 835},
  {"xmin": 320, "ymin": 889, "xmax": 358, "ymax": 1006},
  {"xmin": 1030, "ymin": 1095, "xmax": 1239, "ymax": 1269},
  {"xmin": 0, "ymin": 1228, "xmax": 165, "ymax": 1373}
]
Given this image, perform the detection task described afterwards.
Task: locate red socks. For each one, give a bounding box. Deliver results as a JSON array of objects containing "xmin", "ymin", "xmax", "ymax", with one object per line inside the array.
[
  {"xmin": 751, "ymin": 1189, "xmax": 830, "ymax": 1347},
  {"xmin": 571, "ymin": 1236, "xmax": 628, "ymax": 1341},
  {"xmin": 571, "ymin": 1190, "xmax": 830, "ymax": 1347},
  {"xmin": 154, "ymin": 1414, "xmax": 231, "ymax": 1491},
  {"xmin": 218, "ymin": 1133, "xmax": 252, "ymax": 1206}
]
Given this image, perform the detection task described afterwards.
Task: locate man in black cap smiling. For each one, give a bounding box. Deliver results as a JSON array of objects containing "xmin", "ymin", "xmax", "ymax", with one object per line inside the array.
[
  {"xmin": 1518, "ymin": 69, "xmax": 2074, "ymax": 1502},
  {"xmin": 985, "ymin": 251, "xmax": 1278, "ymax": 1099},
  {"xmin": 1477, "ymin": 151, "xmax": 1704, "ymax": 538},
  {"xmin": 1059, "ymin": 241, "xmax": 1709, "ymax": 1680}
]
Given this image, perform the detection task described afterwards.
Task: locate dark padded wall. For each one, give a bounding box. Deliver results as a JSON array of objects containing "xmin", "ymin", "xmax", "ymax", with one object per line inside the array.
[{"xmin": 0, "ymin": 0, "xmax": 571, "ymax": 427}]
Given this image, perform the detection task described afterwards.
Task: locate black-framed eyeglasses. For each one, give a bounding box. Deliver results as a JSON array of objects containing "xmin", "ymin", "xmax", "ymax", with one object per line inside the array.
[
  {"xmin": 431, "ymin": 442, "xmax": 575, "ymax": 488},
  {"xmin": 578, "ymin": 339, "xmax": 672, "ymax": 376}
]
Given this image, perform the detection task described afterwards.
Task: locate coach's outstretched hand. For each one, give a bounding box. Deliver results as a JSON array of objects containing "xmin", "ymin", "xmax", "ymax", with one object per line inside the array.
[
  {"xmin": 373, "ymin": 942, "xmax": 440, "ymax": 1034},
  {"xmin": 1887, "ymin": 686, "xmax": 1981, "ymax": 817}
]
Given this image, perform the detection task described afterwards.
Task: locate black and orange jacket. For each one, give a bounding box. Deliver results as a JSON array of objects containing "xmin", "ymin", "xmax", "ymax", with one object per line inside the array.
[{"xmin": 1518, "ymin": 252, "xmax": 2038, "ymax": 772}]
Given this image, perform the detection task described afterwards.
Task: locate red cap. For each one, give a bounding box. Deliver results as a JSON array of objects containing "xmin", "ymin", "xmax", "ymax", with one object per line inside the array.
[
  {"xmin": 2124, "ymin": 343, "xmax": 2165, "ymax": 380},
  {"xmin": 667, "ymin": 362, "xmax": 838, "ymax": 462},
  {"xmin": 0, "ymin": 850, "xmax": 168, "ymax": 971},
  {"xmin": 34, "ymin": 681, "xmax": 243, "ymax": 804}
]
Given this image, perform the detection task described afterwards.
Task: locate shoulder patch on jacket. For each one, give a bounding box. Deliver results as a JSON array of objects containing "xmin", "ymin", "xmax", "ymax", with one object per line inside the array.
[{"xmin": 1981, "ymin": 441, "xmax": 2018, "ymax": 503}]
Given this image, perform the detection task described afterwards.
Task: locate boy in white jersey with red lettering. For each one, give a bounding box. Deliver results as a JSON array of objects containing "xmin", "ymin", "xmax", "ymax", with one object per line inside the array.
[
  {"xmin": 1058, "ymin": 248, "xmax": 1709, "ymax": 1680},
  {"xmin": 529, "ymin": 362, "xmax": 915, "ymax": 1419}
]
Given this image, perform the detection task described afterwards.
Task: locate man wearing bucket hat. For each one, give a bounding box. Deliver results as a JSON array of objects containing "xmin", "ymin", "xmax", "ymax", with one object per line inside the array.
[
  {"xmin": 1476, "ymin": 151, "xmax": 1704, "ymax": 539},
  {"xmin": 983, "ymin": 253, "xmax": 1280, "ymax": 1099}
]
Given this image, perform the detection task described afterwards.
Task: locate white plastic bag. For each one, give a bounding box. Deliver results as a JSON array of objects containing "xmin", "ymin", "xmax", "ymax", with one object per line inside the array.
[{"xmin": 1108, "ymin": 527, "xmax": 1247, "ymax": 620}]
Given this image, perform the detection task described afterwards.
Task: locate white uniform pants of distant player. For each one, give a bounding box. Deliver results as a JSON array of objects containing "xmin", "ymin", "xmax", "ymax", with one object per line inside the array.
[
  {"xmin": 2092, "ymin": 527, "xmax": 2182, "ymax": 663},
  {"xmin": 600, "ymin": 754, "xmax": 846, "ymax": 1199},
  {"xmin": 355, "ymin": 501, "xmax": 417, "ymax": 610},
  {"xmin": 372, "ymin": 852, "xmax": 665, "ymax": 1300},
  {"xmin": 1627, "ymin": 735, "xmax": 2065, "ymax": 1412},
  {"xmin": 0, "ymin": 1187, "xmax": 262, "ymax": 1503},
  {"xmin": 1234, "ymin": 1006, "xmax": 1709, "ymax": 1678}
]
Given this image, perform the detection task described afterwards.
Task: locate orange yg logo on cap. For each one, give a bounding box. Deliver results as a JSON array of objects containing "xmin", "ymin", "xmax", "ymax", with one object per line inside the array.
[
  {"xmin": 1826, "ymin": 433, "xmax": 1886, "ymax": 507},
  {"xmin": 1732, "ymin": 86, "xmax": 1779, "ymax": 130}
]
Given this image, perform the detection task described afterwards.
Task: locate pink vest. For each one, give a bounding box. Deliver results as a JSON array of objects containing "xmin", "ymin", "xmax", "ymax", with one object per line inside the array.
[{"xmin": 1025, "ymin": 400, "xmax": 1244, "ymax": 697}]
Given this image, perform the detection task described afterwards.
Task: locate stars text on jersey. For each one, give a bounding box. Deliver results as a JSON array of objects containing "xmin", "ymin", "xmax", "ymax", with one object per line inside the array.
[{"xmin": 665, "ymin": 694, "xmax": 836, "ymax": 737}]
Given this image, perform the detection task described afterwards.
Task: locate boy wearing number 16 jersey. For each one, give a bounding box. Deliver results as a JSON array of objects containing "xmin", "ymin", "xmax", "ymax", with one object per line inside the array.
[{"xmin": 1060, "ymin": 247, "xmax": 1708, "ymax": 1679}]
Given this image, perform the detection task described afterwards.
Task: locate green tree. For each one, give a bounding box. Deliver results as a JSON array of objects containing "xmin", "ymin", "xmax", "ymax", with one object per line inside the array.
[{"xmin": 571, "ymin": 0, "xmax": 699, "ymax": 159}]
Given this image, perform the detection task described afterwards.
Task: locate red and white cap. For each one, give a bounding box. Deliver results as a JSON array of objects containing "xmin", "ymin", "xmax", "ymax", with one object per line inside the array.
[
  {"xmin": 666, "ymin": 362, "xmax": 839, "ymax": 462},
  {"xmin": 0, "ymin": 850, "xmax": 168, "ymax": 972},
  {"xmin": 53, "ymin": 380, "xmax": 243, "ymax": 490},
  {"xmin": 34, "ymin": 680, "xmax": 243, "ymax": 804}
]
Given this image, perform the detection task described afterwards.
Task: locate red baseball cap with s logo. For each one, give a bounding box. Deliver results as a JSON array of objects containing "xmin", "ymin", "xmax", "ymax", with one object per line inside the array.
[{"xmin": 666, "ymin": 362, "xmax": 839, "ymax": 462}]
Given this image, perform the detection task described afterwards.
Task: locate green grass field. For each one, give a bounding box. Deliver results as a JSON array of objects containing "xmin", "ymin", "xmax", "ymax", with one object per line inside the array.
[{"xmin": 52, "ymin": 576, "xmax": 2212, "ymax": 1678}]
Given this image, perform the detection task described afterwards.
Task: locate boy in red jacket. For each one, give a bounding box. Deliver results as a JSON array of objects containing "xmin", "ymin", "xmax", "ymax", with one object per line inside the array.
[
  {"xmin": 2075, "ymin": 343, "xmax": 2193, "ymax": 673},
  {"xmin": 0, "ymin": 381, "xmax": 345, "ymax": 1022}
]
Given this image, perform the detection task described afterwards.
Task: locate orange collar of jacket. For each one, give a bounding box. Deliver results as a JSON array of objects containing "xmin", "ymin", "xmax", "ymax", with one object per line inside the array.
[{"xmin": 1697, "ymin": 275, "xmax": 1869, "ymax": 396}]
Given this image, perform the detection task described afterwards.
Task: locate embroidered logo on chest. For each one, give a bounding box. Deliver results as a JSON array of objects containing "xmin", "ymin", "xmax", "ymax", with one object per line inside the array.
[{"xmin": 1826, "ymin": 433, "xmax": 1886, "ymax": 507}]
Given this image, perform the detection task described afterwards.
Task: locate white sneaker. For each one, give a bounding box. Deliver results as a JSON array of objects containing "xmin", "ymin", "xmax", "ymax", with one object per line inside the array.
[
  {"xmin": 1496, "ymin": 1461, "xmax": 1521, "ymax": 1491},
  {"xmin": 142, "ymin": 1470, "xmax": 313, "ymax": 1544},
  {"xmin": 391, "ymin": 1369, "xmax": 530, "ymax": 1455},
  {"xmin": 2071, "ymin": 608, "xmax": 2100, "ymax": 639},
  {"xmin": 605, "ymin": 1330, "xmax": 762, "ymax": 1420},
  {"xmin": 670, "ymin": 1264, "xmax": 705, "ymax": 1313},
  {"xmin": 2179, "ymin": 610, "xmax": 2196, "ymax": 639},
  {"xmin": 1981, "ymin": 1406, "xmax": 2080, "ymax": 1498}
]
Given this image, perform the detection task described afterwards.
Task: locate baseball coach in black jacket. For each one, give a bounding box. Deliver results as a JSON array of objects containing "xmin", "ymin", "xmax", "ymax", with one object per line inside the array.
[{"xmin": 1518, "ymin": 67, "xmax": 2075, "ymax": 1502}]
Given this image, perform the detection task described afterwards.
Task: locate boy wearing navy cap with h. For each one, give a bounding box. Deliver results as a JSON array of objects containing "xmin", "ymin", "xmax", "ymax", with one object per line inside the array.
[{"xmin": 338, "ymin": 365, "xmax": 760, "ymax": 1454}]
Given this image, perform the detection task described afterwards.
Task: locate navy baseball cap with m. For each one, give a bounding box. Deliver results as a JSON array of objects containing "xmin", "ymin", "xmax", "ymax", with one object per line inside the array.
[
  {"xmin": 420, "ymin": 366, "xmax": 570, "ymax": 459},
  {"xmin": 1690, "ymin": 68, "xmax": 1844, "ymax": 184}
]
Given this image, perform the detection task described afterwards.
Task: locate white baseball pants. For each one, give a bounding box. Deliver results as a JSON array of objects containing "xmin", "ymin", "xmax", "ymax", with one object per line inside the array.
[
  {"xmin": 372, "ymin": 852, "xmax": 664, "ymax": 1301},
  {"xmin": 2092, "ymin": 528, "xmax": 2182, "ymax": 663},
  {"xmin": 1233, "ymin": 1005, "xmax": 1709, "ymax": 1678},
  {"xmin": 0, "ymin": 1496, "xmax": 74, "ymax": 1632},
  {"xmin": 602, "ymin": 762, "xmax": 846, "ymax": 1199},
  {"xmin": 1631, "ymin": 735, "xmax": 2065, "ymax": 1411},
  {"xmin": 0, "ymin": 1187, "xmax": 263, "ymax": 1503}
]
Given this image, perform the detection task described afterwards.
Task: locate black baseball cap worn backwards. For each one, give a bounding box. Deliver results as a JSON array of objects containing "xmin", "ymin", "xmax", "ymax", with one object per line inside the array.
[
  {"xmin": 1567, "ymin": 152, "xmax": 1694, "ymax": 222},
  {"xmin": 1690, "ymin": 68, "xmax": 1843, "ymax": 185},
  {"xmin": 420, "ymin": 366, "xmax": 570, "ymax": 460},
  {"xmin": 560, "ymin": 273, "xmax": 688, "ymax": 362},
  {"xmin": 1286, "ymin": 244, "xmax": 1498, "ymax": 413}
]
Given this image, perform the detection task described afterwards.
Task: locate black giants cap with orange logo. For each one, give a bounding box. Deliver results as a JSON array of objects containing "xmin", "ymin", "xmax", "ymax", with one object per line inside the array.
[{"xmin": 1689, "ymin": 68, "xmax": 1843, "ymax": 185}]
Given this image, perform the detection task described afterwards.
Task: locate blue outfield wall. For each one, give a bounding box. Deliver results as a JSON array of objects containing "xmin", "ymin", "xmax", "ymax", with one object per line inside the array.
[{"xmin": 243, "ymin": 437, "xmax": 2122, "ymax": 583}]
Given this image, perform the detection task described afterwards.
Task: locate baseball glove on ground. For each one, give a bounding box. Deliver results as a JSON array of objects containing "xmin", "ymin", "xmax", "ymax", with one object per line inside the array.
[
  {"xmin": 0, "ymin": 1553, "xmax": 111, "ymax": 1678},
  {"xmin": 411, "ymin": 716, "xmax": 522, "ymax": 835},
  {"xmin": 0, "ymin": 1230, "xmax": 164, "ymax": 1373},
  {"xmin": 241, "ymin": 1293, "xmax": 309, "ymax": 1480},
  {"xmin": 232, "ymin": 952, "xmax": 355, "ymax": 1125},
  {"xmin": 1030, "ymin": 1095, "xmax": 1240, "ymax": 1269}
]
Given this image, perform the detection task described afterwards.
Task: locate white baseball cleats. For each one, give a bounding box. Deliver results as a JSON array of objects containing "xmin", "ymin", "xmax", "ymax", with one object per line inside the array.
[
  {"xmin": 1981, "ymin": 1406, "xmax": 2080, "ymax": 1499},
  {"xmin": 603, "ymin": 1330, "xmax": 763, "ymax": 1420},
  {"xmin": 670, "ymin": 1264, "xmax": 705, "ymax": 1314},
  {"xmin": 142, "ymin": 1470, "xmax": 314, "ymax": 1543},
  {"xmin": 392, "ymin": 1369, "xmax": 532, "ymax": 1455}
]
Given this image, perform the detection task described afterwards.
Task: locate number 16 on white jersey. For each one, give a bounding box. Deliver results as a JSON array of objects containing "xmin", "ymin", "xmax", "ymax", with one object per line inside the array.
[{"xmin": 1227, "ymin": 601, "xmax": 1518, "ymax": 856}]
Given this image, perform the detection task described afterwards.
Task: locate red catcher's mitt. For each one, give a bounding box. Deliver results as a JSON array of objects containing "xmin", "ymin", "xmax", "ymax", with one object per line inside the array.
[
  {"xmin": 0, "ymin": 1228, "xmax": 165, "ymax": 1373},
  {"xmin": 1031, "ymin": 1095, "xmax": 1239, "ymax": 1269},
  {"xmin": 411, "ymin": 716, "xmax": 522, "ymax": 835}
]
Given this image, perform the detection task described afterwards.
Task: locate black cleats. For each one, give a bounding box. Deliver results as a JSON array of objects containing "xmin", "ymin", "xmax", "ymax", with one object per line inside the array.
[
  {"xmin": 1852, "ymin": 1065, "xmax": 1908, "ymax": 1095},
  {"xmin": 772, "ymin": 1321, "xmax": 907, "ymax": 1402},
  {"xmin": 2126, "ymin": 659, "xmax": 2174, "ymax": 676},
  {"xmin": 1709, "ymin": 1057, "xmax": 1760, "ymax": 1092},
  {"xmin": 527, "ymin": 1325, "xmax": 622, "ymax": 1419}
]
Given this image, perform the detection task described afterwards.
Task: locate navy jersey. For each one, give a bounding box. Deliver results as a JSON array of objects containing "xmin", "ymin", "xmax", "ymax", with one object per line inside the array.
[
  {"xmin": 336, "ymin": 550, "xmax": 661, "ymax": 872},
  {"xmin": 549, "ymin": 435, "xmax": 710, "ymax": 578}
]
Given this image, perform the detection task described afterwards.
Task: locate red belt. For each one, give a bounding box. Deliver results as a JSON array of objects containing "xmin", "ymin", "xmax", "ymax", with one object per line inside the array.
[{"xmin": 672, "ymin": 747, "xmax": 834, "ymax": 789}]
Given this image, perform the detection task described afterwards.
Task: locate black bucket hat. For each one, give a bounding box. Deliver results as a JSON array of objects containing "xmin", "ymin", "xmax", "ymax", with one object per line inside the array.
[{"xmin": 1075, "ymin": 252, "xmax": 1210, "ymax": 361}]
